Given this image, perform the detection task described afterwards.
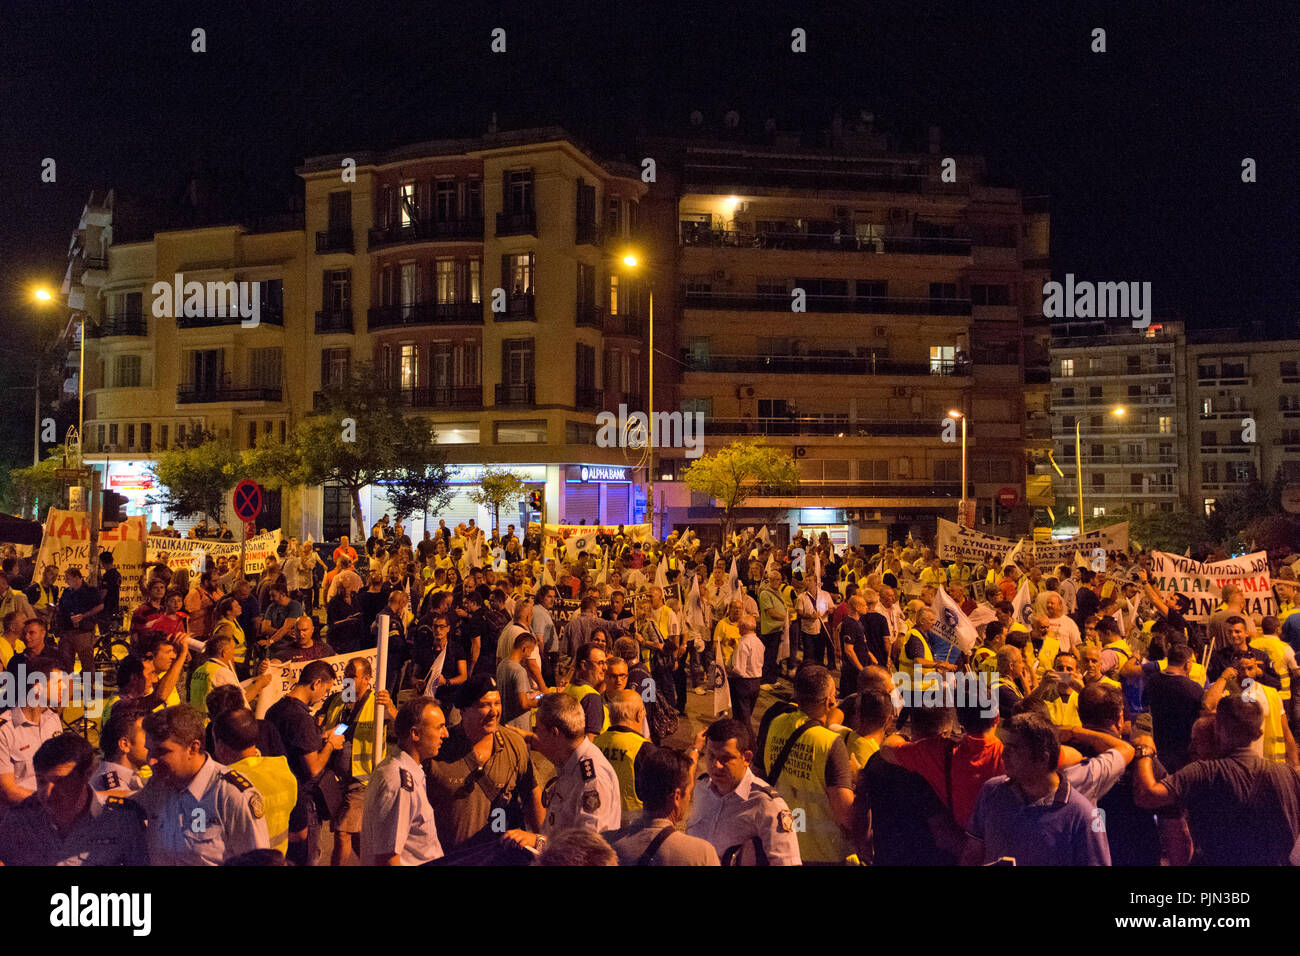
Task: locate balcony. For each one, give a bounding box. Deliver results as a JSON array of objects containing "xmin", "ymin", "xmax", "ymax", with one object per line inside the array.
[
  {"xmin": 707, "ymin": 417, "xmax": 942, "ymax": 438},
  {"xmin": 315, "ymin": 229, "xmax": 354, "ymax": 254},
  {"xmin": 1199, "ymin": 443, "xmax": 1256, "ymax": 456},
  {"xmin": 367, "ymin": 301, "xmax": 483, "ymax": 330},
  {"xmin": 575, "ymin": 386, "xmax": 603, "ymax": 410},
  {"xmin": 496, "ymin": 209, "xmax": 537, "ymax": 237},
  {"xmin": 496, "ymin": 294, "xmax": 535, "ymax": 322},
  {"xmin": 681, "ymin": 352, "xmax": 965, "ymax": 377},
  {"xmin": 495, "ymin": 383, "xmax": 536, "ymax": 407},
  {"xmin": 315, "ymin": 309, "xmax": 354, "ymax": 334},
  {"xmin": 83, "ymin": 256, "xmax": 108, "ymax": 271},
  {"xmin": 576, "ymin": 305, "xmax": 604, "ymax": 330},
  {"xmin": 93, "ymin": 313, "xmax": 147, "ymax": 337},
  {"xmin": 314, "ymin": 386, "xmax": 481, "ymax": 411},
  {"xmin": 178, "ymin": 386, "xmax": 282, "ymax": 404},
  {"xmin": 680, "ymin": 226, "xmax": 972, "ymax": 257},
  {"xmin": 605, "ymin": 312, "xmax": 644, "ymax": 337},
  {"xmin": 176, "ymin": 308, "xmax": 284, "ymax": 329},
  {"xmin": 683, "ymin": 291, "xmax": 971, "ymax": 317},
  {"xmin": 576, "ymin": 220, "xmax": 601, "ymax": 246},
  {"xmin": 367, "ymin": 218, "xmax": 484, "ymax": 250},
  {"xmin": 1060, "ymin": 454, "xmax": 1178, "ymax": 467},
  {"xmin": 1197, "ymin": 374, "xmax": 1251, "ymax": 388},
  {"xmin": 750, "ymin": 480, "xmax": 962, "ymax": 499}
]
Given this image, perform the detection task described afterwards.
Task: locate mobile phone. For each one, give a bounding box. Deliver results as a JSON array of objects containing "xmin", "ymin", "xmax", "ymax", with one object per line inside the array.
[{"xmin": 333, "ymin": 723, "xmax": 349, "ymax": 736}]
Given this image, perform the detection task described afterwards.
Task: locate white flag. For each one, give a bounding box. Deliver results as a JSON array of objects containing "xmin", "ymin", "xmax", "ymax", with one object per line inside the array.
[
  {"xmin": 423, "ymin": 644, "xmax": 448, "ymax": 696},
  {"xmin": 758, "ymin": 525, "xmax": 771, "ymax": 545},
  {"xmin": 541, "ymin": 563, "xmax": 556, "ymax": 587},
  {"xmin": 1003, "ymin": 537, "xmax": 1024, "ymax": 568},
  {"xmin": 709, "ymin": 660, "xmax": 731, "ymax": 716},
  {"xmin": 595, "ymin": 550, "xmax": 609, "ymax": 587},
  {"xmin": 685, "ymin": 575, "xmax": 706, "ymax": 631},
  {"xmin": 654, "ymin": 559, "xmax": 668, "ymax": 589},
  {"xmin": 764, "ymin": 552, "xmax": 778, "ymax": 574},
  {"xmin": 1073, "ymin": 550, "xmax": 1089, "ymax": 569},
  {"xmin": 1011, "ymin": 577, "xmax": 1034, "ymax": 631},
  {"xmin": 968, "ymin": 602, "xmax": 998, "ymax": 631},
  {"xmin": 566, "ymin": 534, "xmax": 593, "ymax": 562},
  {"xmin": 728, "ymin": 557, "xmax": 741, "ymax": 598},
  {"xmin": 931, "ymin": 586, "xmax": 979, "ymax": 654}
]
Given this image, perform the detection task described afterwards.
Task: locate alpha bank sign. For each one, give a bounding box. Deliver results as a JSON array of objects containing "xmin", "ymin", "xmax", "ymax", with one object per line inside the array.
[{"xmin": 569, "ymin": 465, "xmax": 632, "ymax": 483}]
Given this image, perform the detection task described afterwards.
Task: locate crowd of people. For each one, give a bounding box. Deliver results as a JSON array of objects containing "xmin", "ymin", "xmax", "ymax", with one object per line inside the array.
[{"xmin": 0, "ymin": 513, "xmax": 1299, "ymax": 867}]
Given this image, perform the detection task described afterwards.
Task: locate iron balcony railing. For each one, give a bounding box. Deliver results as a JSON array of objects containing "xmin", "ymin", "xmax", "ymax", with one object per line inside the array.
[
  {"xmin": 314, "ymin": 309, "xmax": 354, "ymax": 333},
  {"xmin": 681, "ymin": 353, "xmax": 965, "ymax": 376},
  {"xmin": 315, "ymin": 229, "xmax": 354, "ymax": 254},
  {"xmin": 367, "ymin": 301, "xmax": 484, "ymax": 330},
  {"xmin": 706, "ymin": 417, "xmax": 942, "ymax": 438},
  {"xmin": 176, "ymin": 308, "xmax": 284, "ymax": 329},
  {"xmin": 93, "ymin": 313, "xmax": 147, "ymax": 337},
  {"xmin": 495, "ymin": 383, "xmax": 536, "ymax": 406},
  {"xmin": 367, "ymin": 217, "xmax": 484, "ymax": 249},
  {"xmin": 496, "ymin": 209, "xmax": 537, "ymax": 237},
  {"xmin": 680, "ymin": 226, "xmax": 972, "ymax": 256},
  {"xmin": 178, "ymin": 386, "xmax": 282, "ymax": 404},
  {"xmin": 683, "ymin": 290, "xmax": 972, "ymax": 316}
]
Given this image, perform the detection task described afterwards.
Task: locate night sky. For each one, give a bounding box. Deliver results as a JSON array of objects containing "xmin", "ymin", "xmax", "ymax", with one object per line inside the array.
[{"xmin": 0, "ymin": 0, "xmax": 1296, "ymax": 467}]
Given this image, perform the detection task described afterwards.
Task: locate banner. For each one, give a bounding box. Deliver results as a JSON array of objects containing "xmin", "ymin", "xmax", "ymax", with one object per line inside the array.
[
  {"xmin": 544, "ymin": 523, "xmax": 653, "ymax": 544},
  {"xmin": 254, "ymin": 647, "xmax": 379, "ymax": 718},
  {"xmin": 936, "ymin": 519, "xmax": 1128, "ymax": 567},
  {"xmin": 931, "ymin": 585, "xmax": 979, "ymax": 654},
  {"xmin": 1032, "ymin": 524, "xmax": 1129, "ymax": 568},
  {"xmin": 935, "ymin": 519, "xmax": 1017, "ymax": 564},
  {"xmin": 1147, "ymin": 550, "xmax": 1275, "ymax": 622},
  {"xmin": 146, "ymin": 529, "xmax": 283, "ymax": 576},
  {"xmin": 35, "ymin": 510, "xmax": 147, "ymax": 607}
]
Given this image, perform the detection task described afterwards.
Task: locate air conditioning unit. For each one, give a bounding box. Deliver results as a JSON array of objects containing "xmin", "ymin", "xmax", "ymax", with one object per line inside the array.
[
  {"xmin": 736, "ymin": 385, "xmax": 756, "ymax": 399},
  {"xmin": 794, "ymin": 446, "xmax": 808, "ymax": 458},
  {"xmin": 894, "ymin": 386, "xmax": 910, "ymax": 398}
]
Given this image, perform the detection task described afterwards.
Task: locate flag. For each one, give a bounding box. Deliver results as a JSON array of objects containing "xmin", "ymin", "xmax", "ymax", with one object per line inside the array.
[
  {"xmin": 423, "ymin": 644, "xmax": 447, "ymax": 696},
  {"xmin": 709, "ymin": 660, "xmax": 731, "ymax": 716},
  {"xmin": 566, "ymin": 533, "xmax": 593, "ymax": 562},
  {"xmin": 811, "ymin": 549, "xmax": 822, "ymax": 592},
  {"xmin": 654, "ymin": 559, "xmax": 668, "ymax": 589},
  {"xmin": 758, "ymin": 525, "xmax": 771, "ymax": 546},
  {"xmin": 595, "ymin": 549, "xmax": 609, "ymax": 587},
  {"xmin": 541, "ymin": 563, "xmax": 556, "ymax": 587},
  {"xmin": 968, "ymin": 602, "xmax": 998, "ymax": 631},
  {"xmin": 931, "ymin": 585, "xmax": 980, "ymax": 654},
  {"xmin": 1003, "ymin": 537, "xmax": 1024, "ymax": 568},
  {"xmin": 764, "ymin": 552, "xmax": 777, "ymax": 574},
  {"xmin": 1011, "ymin": 577, "xmax": 1034, "ymax": 631},
  {"xmin": 728, "ymin": 557, "xmax": 741, "ymax": 598},
  {"xmin": 1074, "ymin": 550, "xmax": 1089, "ymax": 569},
  {"xmin": 684, "ymin": 575, "xmax": 706, "ymax": 632},
  {"xmin": 491, "ymin": 547, "xmax": 508, "ymax": 572}
]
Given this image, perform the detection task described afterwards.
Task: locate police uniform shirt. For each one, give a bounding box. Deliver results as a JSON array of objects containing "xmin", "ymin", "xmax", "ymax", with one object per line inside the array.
[
  {"xmin": 131, "ymin": 756, "xmax": 269, "ymax": 866},
  {"xmin": 541, "ymin": 738, "xmax": 621, "ymax": 835},
  {"xmin": 93, "ymin": 757, "xmax": 144, "ymax": 795},
  {"xmin": 361, "ymin": 748, "xmax": 444, "ymax": 865},
  {"xmin": 685, "ymin": 767, "xmax": 802, "ymax": 865},
  {"xmin": 0, "ymin": 708, "xmax": 64, "ymax": 793},
  {"xmin": 0, "ymin": 792, "xmax": 148, "ymax": 866}
]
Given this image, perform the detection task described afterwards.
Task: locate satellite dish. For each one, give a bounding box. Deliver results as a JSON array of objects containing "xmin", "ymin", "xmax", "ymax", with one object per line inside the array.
[{"xmin": 723, "ymin": 110, "xmax": 740, "ymax": 129}]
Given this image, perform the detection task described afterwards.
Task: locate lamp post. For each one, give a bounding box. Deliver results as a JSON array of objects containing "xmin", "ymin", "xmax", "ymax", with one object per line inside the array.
[
  {"xmin": 1076, "ymin": 405, "xmax": 1126, "ymax": 536},
  {"xmin": 620, "ymin": 254, "xmax": 656, "ymax": 535},
  {"xmin": 948, "ymin": 408, "xmax": 967, "ymax": 525}
]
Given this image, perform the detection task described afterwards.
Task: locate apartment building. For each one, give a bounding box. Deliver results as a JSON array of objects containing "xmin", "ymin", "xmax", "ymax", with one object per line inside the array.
[
  {"xmin": 642, "ymin": 118, "xmax": 1045, "ymax": 547},
  {"xmin": 74, "ymin": 128, "xmax": 650, "ymax": 538}
]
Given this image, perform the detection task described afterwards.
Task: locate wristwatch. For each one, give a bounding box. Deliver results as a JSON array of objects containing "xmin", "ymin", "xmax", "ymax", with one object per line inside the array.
[
  {"xmin": 533, "ymin": 835, "xmax": 548, "ymax": 853},
  {"xmin": 1134, "ymin": 744, "xmax": 1155, "ymax": 760}
]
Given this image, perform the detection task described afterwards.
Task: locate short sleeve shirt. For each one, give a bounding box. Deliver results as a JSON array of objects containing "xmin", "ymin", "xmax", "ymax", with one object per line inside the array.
[
  {"xmin": 541, "ymin": 738, "xmax": 621, "ymax": 835},
  {"xmin": 361, "ymin": 750, "xmax": 443, "ymax": 865},
  {"xmin": 130, "ymin": 757, "xmax": 269, "ymax": 865},
  {"xmin": 0, "ymin": 794, "xmax": 148, "ymax": 865},
  {"xmin": 0, "ymin": 709, "xmax": 64, "ymax": 792},
  {"xmin": 265, "ymin": 696, "xmax": 322, "ymax": 812}
]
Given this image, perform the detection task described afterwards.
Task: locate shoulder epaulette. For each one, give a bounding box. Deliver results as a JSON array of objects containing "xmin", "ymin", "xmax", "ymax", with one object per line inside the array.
[
  {"xmin": 222, "ymin": 770, "xmax": 253, "ymax": 792},
  {"xmin": 105, "ymin": 795, "xmax": 146, "ymax": 816},
  {"xmin": 751, "ymin": 782, "xmax": 779, "ymax": 799}
]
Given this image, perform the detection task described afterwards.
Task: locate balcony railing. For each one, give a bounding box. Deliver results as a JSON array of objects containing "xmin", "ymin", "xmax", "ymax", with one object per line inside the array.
[
  {"xmin": 315, "ymin": 229, "xmax": 354, "ymax": 254},
  {"xmin": 496, "ymin": 293, "xmax": 535, "ymax": 321},
  {"xmin": 367, "ymin": 217, "xmax": 484, "ymax": 249},
  {"xmin": 575, "ymin": 386, "xmax": 603, "ymax": 410},
  {"xmin": 178, "ymin": 386, "xmax": 282, "ymax": 404},
  {"xmin": 83, "ymin": 256, "xmax": 108, "ymax": 271},
  {"xmin": 576, "ymin": 220, "xmax": 601, "ymax": 246},
  {"xmin": 93, "ymin": 313, "xmax": 147, "ymax": 337},
  {"xmin": 706, "ymin": 417, "xmax": 942, "ymax": 438},
  {"xmin": 605, "ymin": 312, "xmax": 644, "ymax": 337},
  {"xmin": 575, "ymin": 305, "xmax": 604, "ymax": 329},
  {"xmin": 368, "ymin": 301, "xmax": 484, "ymax": 330},
  {"xmin": 176, "ymin": 308, "xmax": 284, "ymax": 329},
  {"xmin": 751, "ymin": 480, "xmax": 962, "ymax": 498},
  {"xmin": 315, "ymin": 309, "xmax": 354, "ymax": 334},
  {"xmin": 680, "ymin": 226, "xmax": 972, "ymax": 257},
  {"xmin": 1058, "ymin": 454, "xmax": 1178, "ymax": 466},
  {"xmin": 314, "ymin": 386, "xmax": 482, "ymax": 411},
  {"xmin": 681, "ymin": 353, "xmax": 965, "ymax": 377},
  {"xmin": 683, "ymin": 291, "xmax": 972, "ymax": 316},
  {"xmin": 495, "ymin": 383, "xmax": 536, "ymax": 406},
  {"xmin": 496, "ymin": 209, "xmax": 537, "ymax": 237}
]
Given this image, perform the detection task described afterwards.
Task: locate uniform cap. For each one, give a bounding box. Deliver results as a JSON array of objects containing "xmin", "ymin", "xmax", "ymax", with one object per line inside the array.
[{"xmin": 456, "ymin": 673, "xmax": 499, "ymax": 709}]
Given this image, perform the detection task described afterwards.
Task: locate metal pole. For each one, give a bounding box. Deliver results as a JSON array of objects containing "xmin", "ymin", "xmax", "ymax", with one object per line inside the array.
[
  {"xmin": 960, "ymin": 415, "xmax": 967, "ymax": 524},
  {"xmin": 647, "ymin": 284, "xmax": 655, "ymax": 537},
  {"xmin": 1075, "ymin": 419, "xmax": 1085, "ymax": 536},
  {"xmin": 77, "ymin": 314, "xmax": 85, "ymax": 438},
  {"xmin": 88, "ymin": 468, "xmax": 102, "ymax": 587},
  {"xmin": 32, "ymin": 373, "xmax": 40, "ymax": 466}
]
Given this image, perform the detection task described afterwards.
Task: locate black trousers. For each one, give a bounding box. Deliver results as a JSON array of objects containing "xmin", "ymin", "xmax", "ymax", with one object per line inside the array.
[
  {"xmin": 730, "ymin": 676, "xmax": 760, "ymax": 730},
  {"xmin": 801, "ymin": 631, "xmax": 830, "ymax": 668},
  {"xmin": 760, "ymin": 630, "xmax": 782, "ymax": 682}
]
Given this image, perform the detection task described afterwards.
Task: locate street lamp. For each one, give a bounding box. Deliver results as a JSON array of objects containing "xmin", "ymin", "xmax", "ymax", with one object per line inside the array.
[
  {"xmin": 618, "ymin": 253, "xmax": 657, "ymax": 535},
  {"xmin": 948, "ymin": 409, "xmax": 967, "ymax": 525},
  {"xmin": 1075, "ymin": 405, "xmax": 1127, "ymax": 535}
]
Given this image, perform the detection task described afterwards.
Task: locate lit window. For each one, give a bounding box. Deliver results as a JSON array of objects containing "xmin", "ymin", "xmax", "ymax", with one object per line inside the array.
[{"xmin": 1061, "ymin": 358, "xmax": 1074, "ymax": 377}]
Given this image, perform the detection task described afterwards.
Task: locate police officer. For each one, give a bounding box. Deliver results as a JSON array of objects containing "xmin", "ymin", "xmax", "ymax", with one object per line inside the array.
[
  {"xmin": 131, "ymin": 705, "xmax": 270, "ymax": 865},
  {"xmin": 502, "ymin": 693, "xmax": 620, "ymax": 853},
  {"xmin": 687, "ymin": 717, "xmax": 801, "ymax": 865},
  {"xmin": 361, "ymin": 695, "xmax": 447, "ymax": 865},
  {"xmin": 94, "ymin": 702, "xmax": 150, "ymax": 795},
  {"xmin": 0, "ymin": 655, "xmax": 66, "ymax": 809},
  {"xmin": 0, "ymin": 733, "xmax": 148, "ymax": 865}
]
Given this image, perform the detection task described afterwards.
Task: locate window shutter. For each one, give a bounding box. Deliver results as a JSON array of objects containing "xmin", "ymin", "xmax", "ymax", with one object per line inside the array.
[
  {"xmin": 321, "ymin": 349, "xmax": 331, "ymax": 388},
  {"xmin": 501, "ymin": 339, "xmax": 510, "ymax": 385},
  {"xmin": 524, "ymin": 339, "xmax": 535, "ymax": 383}
]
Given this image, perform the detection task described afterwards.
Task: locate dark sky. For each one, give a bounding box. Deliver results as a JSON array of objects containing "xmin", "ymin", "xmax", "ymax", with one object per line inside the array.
[{"xmin": 0, "ymin": 0, "xmax": 1296, "ymax": 463}]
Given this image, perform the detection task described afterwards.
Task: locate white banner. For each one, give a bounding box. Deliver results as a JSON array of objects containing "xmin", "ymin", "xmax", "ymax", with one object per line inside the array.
[
  {"xmin": 935, "ymin": 519, "xmax": 1128, "ymax": 567},
  {"xmin": 35, "ymin": 510, "xmax": 147, "ymax": 607},
  {"xmin": 254, "ymin": 647, "xmax": 380, "ymax": 718},
  {"xmin": 146, "ymin": 529, "xmax": 283, "ymax": 576},
  {"xmin": 1147, "ymin": 550, "xmax": 1275, "ymax": 622},
  {"xmin": 544, "ymin": 523, "xmax": 653, "ymax": 544},
  {"xmin": 1033, "ymin": 524, "xmax": 1129, "ymax": 568},
  {"xmin": 935, "ymin": 519, "xmax": 1017, "ymax": 564}
]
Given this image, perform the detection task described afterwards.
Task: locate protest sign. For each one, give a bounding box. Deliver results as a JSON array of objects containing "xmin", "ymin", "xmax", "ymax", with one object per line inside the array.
[
  {"xmin": 35, "ymin": 510, "xmax": 147, "ymax": 606},
  {"xmin": 254, "ymin": 647, "xmax": 379, "ymax": 718},
  {"xmin": 1147, "ymin": 550, "xmax": 1275, "ymax": 622},
  {"xmin": 146, "ymin": 529, "xmax": 283, "ymax": 575}
]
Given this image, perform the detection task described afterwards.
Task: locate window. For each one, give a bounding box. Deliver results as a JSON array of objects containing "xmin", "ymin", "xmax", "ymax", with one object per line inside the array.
[
  {"xmin": 930, "ymin": 345, "xmax": 955, "ymax": 372},
  {"xmin": 1203, "ymin": 398, "xmax": 1214, "ymax": 416},
  {"xmin": 969, "ymin": 284, "xmax": 1010, "ymax": 306},
  {"xmin": 566, "ymin": 421, "xmax": 597, "ymax": 444},
  {"xmin": 1202, "ymin": 461, "xmax": 1219, "ymax": 483},
  {"xmin": 577, "ymin": 263, "xmax": 596, "ymax": 311},
  {"xmin": 1201, "ymin": 430, "xmax": 1217, "ymax": 447},
  {"xmin": 1158, "ymin": 416, "xmax": 1172, "ymax": 434},
  {"xmin": 327, "ymin": 191, "xmax": 351, "ymax": 232},
  {"xmin": 176, "ymin": 423, "xmax": 186, "ymax": 444},
  {"xmin": 934, "ymin": 459, "xmax": 960, "ymax": 482},
  {"xmin": 576, "ymin": 179, "xmax": 597, "ymax": 231},
  {"xmin": 1227, "ymin": 461, "xmax": 1255, "ymax": 483},
  {"xmin": 1222, "ymin": 360, "xmax": 1246, "ymax": 378},
  {"xmin": 126, "ymin": 424, "xmax": 136, "ymax": 449},
  {"xmin": 495, "ymin": 420, "xmax": 546, "ymax": 443},
  {"xmin": 606, "ymin": 198, "xmax": 622, "ymax": 238},
  {"xmin": 259, "ymin": 279, "xmax": 284, "ymax": 320},
  {"xmin": 503, "ymin": 339, "xmax": 534, "ymax": 386},
  {"xmin": 505, "ymin": 253, "xmax": 534, "ymax": 296},
  {"xmin": 861, "ymin": 460, "xmax": 890, "ymax": 482},
  {"xmin": 248, "ymin": 421, "xmax": 258, "ymax": 449},
  {"xmin": 108, "ymin": 424, "xmax": 119, "ymax": 447},
  {"xmin": 857, "ymin": 280, "xmax": 887, "ymax": 299},
  {"xmin": 505, "ymin": 170, "xmax": 533, "ymax": 215},
  {"xmin": 681, "ymin": 397, "xmax": 712, "ymax": 418},
  {"xmin": 576, "ymin": 343, "xmax": 597, "ymax": 392},
  {"xmin": 400, "ymin": 262, "xmax": 418, "ymax": 307},
  {"xmin": 435, "ymin": 179, "xmax": 458, "ymax": 221},
  {"xmin": 1060, "ymin": 387, "xmax": 1074, "ymax": 400},
  {"xmin": 793, "ymin": 277, "xmax": 848, "ymax": 297},
  {"xmin": 609, "ymin": 275, "xmax": 620, "ymax": 315},
  {"xmin": 1198, "ymin": 363, "xmax": 1217, "ymax": 379},
  {"xmin": 929, "ymin": 282, "xmax": 958, "ymax": 301},
  {"xmin": 399, "ymin": 182, "xmax": 417, "ymax": 226},
  {"xmin": 399, "ymin": 344, "xmax": 418, "ymax": 389},
  {"xmin": 1060, "ymin": 358, "xmax": 1074, "ymax": 377},
  {"xmin": 627, "ymin": 349, "xmax": 642, "ymax": 398},
  {"xmin": 324, "ymin": 270, "xmax": 351, "ymax": 311},
  {"xmin": 158, "ymin": 424, "xmax": 168, "ymax": 450},
  {"xmin": 1203, "ymin": 498, "xmax": 1216, "ymax": 517},
  {"xmin": 322, "ymin": 348, "xmax": 350, "ymax": 387},
  {"xmin": 116, "ymin": 355, "xmax": 142, "ymax": 388},
  {"xmin": 456, "ymin": 340, "xmax": 480, "ymax": 387},
  {"xmin": 249, "ymin": 348, "xmax": 283, "ymax": 388},
  {"xmin": 756, "ymin": 276, "xmax": 786, "ymax": 297},
  {"xmin": 1127, "ymin": 355, "xmax": 1141, "ymax": 373},
  {"xmin": 1089, "ymin": 415, "xmax": 1102, "ymax": 429},
  {"xmin": 1282, "ymin": 360, "xmax": 1298, "ymax": 378},
  {"xmin": 1127, "ymin": 385, "xmax": 1141, "ymax": 398},
  {"xmin": 1091, "ymin": 473, "xmax": 1105, "ymax": 490},
  {"xmin": 436, "ymin": 259, "xmax": 457, "ymax": 304},
  {"xmin": 605, "ymin": 348, "xmax": 621, "ymax": 391},
  {"xmin": 466, "ymin": 179, "xmax": 482, "ymax": 218},
  {"xmin": 1129, "ymin": 472, "xmax": 1144, "ymax": 490},
  {"xmin": 1157, "ymin": 382, "xmax": 1171, "ymax": 396},
  {"xmin": 758, "ymin": 399, "xmax": 789, "ymax": 418},
  {"xmin": 323, "ymin": 486, "xmax": 352, "ymax": 541},
  {"xmin": 1090, "ymin": 386, "xmax": 1103, "ymax": 400},
  {"xmin": 1062, "ymin": 414, "xmax": 1075, "ymax": 430}
]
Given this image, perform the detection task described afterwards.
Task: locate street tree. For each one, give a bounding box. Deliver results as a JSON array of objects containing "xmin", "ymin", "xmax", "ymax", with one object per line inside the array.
[
  {"xmin": 8, "ymin": 445, "xmax": 78, "ymax": 520},
  {"xmin": 681, "ymin": 439, "xmax": 800, "ymax": 543},
  {"xmin": 245, "ymin": 366, "xmax": 452, "ymax": 539},
  {"xmin": 149, "ymin": 426, "xmax": 240, "ymax": 521},
  {"xmin": 467, "ymin": 469, "xmax": 530, "ymax": 535}
]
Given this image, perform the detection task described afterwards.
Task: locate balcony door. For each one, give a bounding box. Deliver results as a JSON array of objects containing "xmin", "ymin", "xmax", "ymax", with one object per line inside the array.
[{"xmin": 190, "ymin": 349, "xmax": 223, "ymax": 391}]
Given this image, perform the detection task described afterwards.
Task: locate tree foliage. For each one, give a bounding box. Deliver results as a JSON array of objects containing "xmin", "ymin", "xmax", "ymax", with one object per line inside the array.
[
  {"xmin": 245, "ymin": 365, "xmax": 452, "ymax": 538},
  {"xmin": 8, "ymin": 445, "xmax": 77, "ymax": 520},
  {"xmin": 466, "ymin": 469, "xmax": 530, "ymax": 533},
  {"xmin": 148, "ymin": 426, "xmax": 240, "ymax": 521},
  {"xmin": 681, "ymin": 440, "xmax": 800, "ymax": 542}
]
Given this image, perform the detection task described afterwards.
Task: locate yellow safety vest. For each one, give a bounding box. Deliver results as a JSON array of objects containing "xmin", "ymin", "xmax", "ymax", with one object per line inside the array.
[
  {"xmin": 1244, "ymin": 682, "xmax": 1287, "ymax": 763},
  {"xmin": 1250, "ymin": 636, "xmax": 1292, "ymax": 700},
  {"xmin": 594, "ymin": 726, "xmax": 647, "ymax": 822},
  {"xmin": 231, "ymin": 754, "xmax": 297, "ymax": 854},
  {"xmin": 189, "ymin": 660, "xmax": 234, "ymax": 716},
  {"xmin": 763, "ymin": 709, "xmax": 850, "ymax": 864},
  {"xmin": 101, "ymin": 688, "xmax": 180, "ymax": 724},
  {"xmin": 972, "ymin": 647, "xmax": 997, "ymax": 673},
  {"xmin": 1045, "ymin": 691, "xmax": 1081, "ymax": 728},
  {"xmin": 1157, "ymin": 658, "xmax": 1208, "ymax": 687},
  {"xmin": 1037, "ymin": 636, "xmax": 1062, "ymax": 675},
  {"xmin": 324, "ymin": 689, "xmax": 378, "ymax": 782},
  {"xmin": 564, "ymin": 683, "xmax": 610, "ymax": 735},
  {"xmin": 213, "ymin": 619, "xmax": 247, "ymax": 664},
  {"xmin": 1104, "ymin": 639, "xmax": 1133, "ymax": 666},
  {"xmin": 898, "ymin": 628, "xmax": 933, "ymax": 668}
]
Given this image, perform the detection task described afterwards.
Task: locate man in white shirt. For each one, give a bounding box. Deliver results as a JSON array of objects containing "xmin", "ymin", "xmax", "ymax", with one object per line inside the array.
[
  {"xmin": 1043, "ymin": 592, "xmax": 1083, "ymax": 653},
  {"xmin": 729, "ymin": 617, "xmax": 764, "ymax": 730},
  {"xmin": 795, "ymin": 576, "xmax": 833, "ymax": 668}
]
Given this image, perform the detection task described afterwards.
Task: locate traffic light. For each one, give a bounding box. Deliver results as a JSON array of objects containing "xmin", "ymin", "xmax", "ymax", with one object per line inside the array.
[
  {"xmin": 102, "ymin": 491, "xmax": 128, "ymax": 527},
  {"xmin": 528, "ymin": 490, "xmax": 542, "ymax": 511}
]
